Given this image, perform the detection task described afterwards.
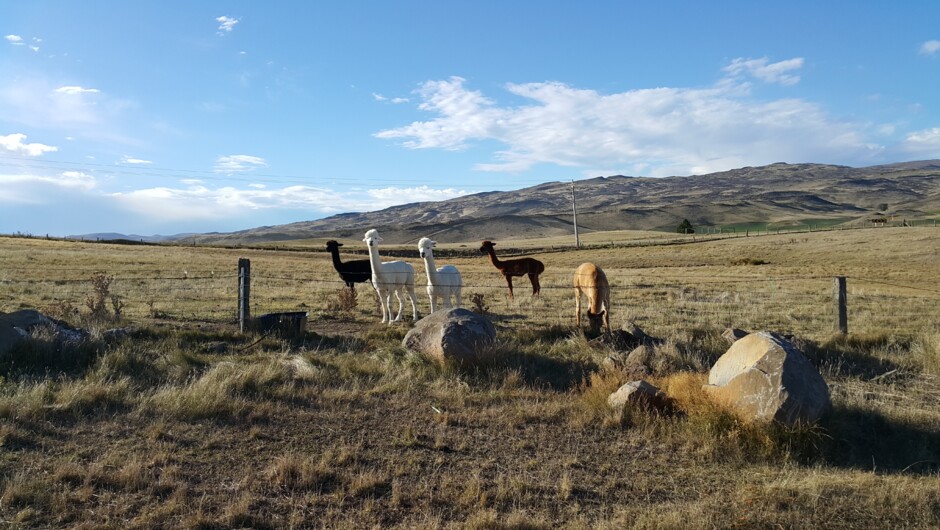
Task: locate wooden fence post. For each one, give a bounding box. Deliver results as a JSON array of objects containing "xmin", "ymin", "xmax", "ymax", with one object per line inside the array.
[
  {"xmin": 834, "ymin": 276, "xmax": 847, "ymax": 335},
  {"xmin": 238, "ymin": 258, "xmax": 251, "ymax": 333}
]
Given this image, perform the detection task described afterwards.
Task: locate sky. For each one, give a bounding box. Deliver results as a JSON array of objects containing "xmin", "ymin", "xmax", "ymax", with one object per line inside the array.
[{"xmin": 1, "ymin": 1, "xmax": 938, "ymax": 237}]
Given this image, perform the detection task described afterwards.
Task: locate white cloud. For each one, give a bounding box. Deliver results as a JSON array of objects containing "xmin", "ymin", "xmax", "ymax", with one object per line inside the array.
[
  {"xmin": 0, "ymin": 170, "xmax": 96, "ymax": 202},
  {"xmin": 900, "ymin": 127, "xmax": 940, "ymax": 155},
  {"xmin": 722, "ymin": 57, "xmax": 804, "ymax": 86},
  {"xmin": 120, "ymin": 155, "xmax": 153, "ymax": 165},
  {"xmin": 109, "ymin": 183, "xmax": 469, "ymax": 221},
  {"xmin": 0, "ymin": 133, "xmax": 58, "ymax": 156},
  {"xmin": 29, "ymin": 45, "xmax": 39, "ymax": 52},
  {"xmin": 216, "ymin": 16, "xmax": 239, "ymax": 34},
  {"xmin": 376, "ymin": 74, "xmax": 883, "ymax": 176},
  {"xmin": 54, "ymin": 86, "xmax": 101, "ymax": 95},
  {"xmin": 214, "ymin": 154, "xmax": 267, "ymax": 173},
  {"xmin": 375, "ymin": 76, "xmax": 498, "ymax": 150},
  {"xmin": 4, "ymin": 35, "xmax": 23, "ymax": 45},
  {"xmin": 373, "ymin": 93, "xmax": 410, "ymax": 104},
  {"xmin": 921, "ymin": 40, "xmax": 940, "ymax": 55}
]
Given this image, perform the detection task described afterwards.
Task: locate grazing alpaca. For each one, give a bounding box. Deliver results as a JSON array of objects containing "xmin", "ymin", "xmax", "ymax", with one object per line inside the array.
[
  {"xmin": 325, "ymin": 240, "xmax": 372, "ymax": 288},
  {"xmin": 479, "ymin": 240, "xmax": 545, "ymax": 299},
  {"xmin": 573, "ymin": 262, "xmax": 611, "ymax": 333},
  {"xmin": 363, "ymin": 229, "xmax": 418, "ymax": 323},
  {"xmin": 418, "ymin": 237, "xmax": 462, "ymax": 312}
]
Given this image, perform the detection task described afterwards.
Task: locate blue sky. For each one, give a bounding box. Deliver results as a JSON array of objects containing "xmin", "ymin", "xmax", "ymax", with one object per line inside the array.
[{"xmin": 1, "ymin": 1, "xmax": 938, "ymax": 236}]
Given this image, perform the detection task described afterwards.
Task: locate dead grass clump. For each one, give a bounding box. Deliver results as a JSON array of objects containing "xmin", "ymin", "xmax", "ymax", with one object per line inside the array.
[
  {"xmin": 573, "ymin": 370, "xmax": 625, "ymax": 427},
  {"xmin": 265, "ymin": 453, "xmax": 338, "ymax": 492},
  {"xmin": 145, "ymin": 364, "xmax": 250, "ymax": 421},
  {"xmin": 0, "ymin": 472, "xmax": 49, "ymax": 510},
  {"xmin": 911, "ymin": 329, "xmax": 940, "ymax": 375}
]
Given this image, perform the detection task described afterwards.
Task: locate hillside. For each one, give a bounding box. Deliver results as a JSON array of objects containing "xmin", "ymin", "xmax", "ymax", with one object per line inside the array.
[{"xmin": 181, "ymin": 160, "xmax": 940, "ymax": 244}]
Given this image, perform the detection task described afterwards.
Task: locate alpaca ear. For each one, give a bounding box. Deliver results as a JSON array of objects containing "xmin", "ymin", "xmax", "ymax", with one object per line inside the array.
[
  {"xmin": 431, "ymin": 240, "xmax": 437, "ymax": 247},
  {"xmin": 337, "ymin": 242, "xmax": 344, "ymax": 247}
]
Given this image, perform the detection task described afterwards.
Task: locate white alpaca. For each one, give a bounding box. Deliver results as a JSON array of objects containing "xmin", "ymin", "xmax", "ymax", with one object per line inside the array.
[
  {"xmin": 418, "ymin": 237, "xmax": 462, "ymax": 312},
  {"xmin": 363, "ymin": 229, "xmax": 418, "ymax": 323}
]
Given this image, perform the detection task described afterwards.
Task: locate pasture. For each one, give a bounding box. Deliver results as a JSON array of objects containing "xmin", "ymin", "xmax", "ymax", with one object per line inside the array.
[{"xmin": 0, "ymin": 227, "xmax": 938, "ymax": 528}]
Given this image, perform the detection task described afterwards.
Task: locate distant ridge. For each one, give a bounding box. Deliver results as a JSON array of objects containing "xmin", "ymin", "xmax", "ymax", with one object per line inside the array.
[{"xmin": 88, "ymin": 160, "xmax": 940, "ymax": 245}]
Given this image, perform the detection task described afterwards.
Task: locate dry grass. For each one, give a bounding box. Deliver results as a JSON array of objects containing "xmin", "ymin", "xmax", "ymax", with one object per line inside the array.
[{"xmin": 0, "ymin": 228, "xmax": 938, "ymax": 528}]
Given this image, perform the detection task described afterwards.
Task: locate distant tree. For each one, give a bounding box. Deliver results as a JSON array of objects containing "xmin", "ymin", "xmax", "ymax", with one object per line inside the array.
[
  {"xmin": 677, "ymin": 219, "xmax": 695, "ymax": 234},
  {"xmin": 878, "ymin": 203, "xmax": 889, "ymax": 212}
]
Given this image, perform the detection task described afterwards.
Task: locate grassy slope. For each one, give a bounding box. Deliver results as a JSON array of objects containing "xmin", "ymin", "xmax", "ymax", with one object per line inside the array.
[{"xmin": 0, "ymin": 228, "xmax": 938, "ymax": 528}]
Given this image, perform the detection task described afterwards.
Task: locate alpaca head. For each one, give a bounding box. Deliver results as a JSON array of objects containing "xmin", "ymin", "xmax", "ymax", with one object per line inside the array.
[
  {"xmin": 480, "ymin": 240, "xmax": 495, "ymax": 254},
  {"xmin": 363, "ymin": 229, "xmax": 382, "ymax": 247},
  {"xmin": 325, "ymin": 240, "xmax": 342, "ymax": 252},
  {"xmin": 418, "ymin": 237, "xmax": 436, "ymax": 258},
  {"xmin": 586, "ymin": 309, "xmax": 606, "ymax": 332}
]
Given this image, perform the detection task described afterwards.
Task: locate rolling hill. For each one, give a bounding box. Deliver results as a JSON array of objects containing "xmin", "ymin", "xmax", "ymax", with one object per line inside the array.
[{"xmin": 172, "ymin": 160, "xmax": 940, "ymax": 245}]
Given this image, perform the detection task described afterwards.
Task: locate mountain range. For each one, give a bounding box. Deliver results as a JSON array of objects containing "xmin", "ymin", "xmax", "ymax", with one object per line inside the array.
[{"xmin": 78, "ymin": 160, "xmax": 940, "ymax": 245}]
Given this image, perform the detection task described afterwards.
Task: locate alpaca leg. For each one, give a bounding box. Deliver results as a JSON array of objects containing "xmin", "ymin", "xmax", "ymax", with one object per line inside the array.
[
  {"xmin": 506, "ymin": 276, "xmax": 514, "ymax": 300},
  {"xmin": 529, "ymin": 273, "xmax": 541, "ymax": 297},
  {"xmin": 604, "ymin": 295, "xmax": 611, "ymax": 333},
  {"xmin": 427, "ymin": 285, "xmax": 436, "ymax": 313},
  {"xmin": 442, "ymin": 291, "xmax": 452, "ymax": 309},
  {"xmin": 454, "ymin": 285, "xmax": 462, "ymax": 309},
  {"xmin": 392, "ymin": 290, "xmax": 404, "ymax": 321},
  {"xmin": 407, "ymin": 285, "xmax": 418, "ymax": 320},
  {"xmin": 376, "ymin": 286, "xmax": 388, "ymax": 323},
  {"xmin": 575, "ymin": 288, "xmax": 582, "ymax": 327}
]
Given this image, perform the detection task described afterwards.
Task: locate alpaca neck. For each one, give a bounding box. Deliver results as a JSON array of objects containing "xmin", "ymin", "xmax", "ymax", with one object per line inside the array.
[
  {"xmin": 366, "ymin": 244, "xmax": 383, "ymax": 270},
  {"xmin": 422, "ymin": 253, "xmax": 437, "ymax": 282},
  {"xmin": 328, "ymin": 249, "xmax": 344, "ymax": 271},
  {"xmin": 485, "ymin": 248, "xmax": 503, "ymax": 269}
]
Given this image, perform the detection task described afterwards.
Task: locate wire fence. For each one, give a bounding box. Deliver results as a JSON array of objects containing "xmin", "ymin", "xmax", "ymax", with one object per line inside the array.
[{"xmin": 2, "ymin": 263, "xmax": 938, "ymax": 339}]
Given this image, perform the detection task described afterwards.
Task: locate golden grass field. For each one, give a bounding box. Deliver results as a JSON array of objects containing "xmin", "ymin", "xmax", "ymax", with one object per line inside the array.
[{"xmin": 0, "ymin": 226, "xmax": 938, "ymax": 528}]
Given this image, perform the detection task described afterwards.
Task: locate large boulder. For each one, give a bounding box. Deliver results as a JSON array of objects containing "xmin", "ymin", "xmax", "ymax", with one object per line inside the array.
[
  {"xmin": 403, "ymin": 308, "xmax": 497, "ymax": 366},
  {"xmin": 704, "ymin": 332, "xmax": 830, "ymax": 425}
]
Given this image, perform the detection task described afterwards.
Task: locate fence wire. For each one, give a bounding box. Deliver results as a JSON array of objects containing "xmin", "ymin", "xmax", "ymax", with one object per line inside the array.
[{"xmin": 2, "ymin": 265, "xmax": 937, "ymax": 339}]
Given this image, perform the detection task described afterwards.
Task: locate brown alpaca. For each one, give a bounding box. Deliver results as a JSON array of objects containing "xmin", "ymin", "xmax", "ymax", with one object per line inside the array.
[
  {"xmin": 479, "ymin": 240, "xmax": 545, "ymax": 299},
  {"xmin": 573, "ymin": 262, "xmax": 611, "ymax": 333}
]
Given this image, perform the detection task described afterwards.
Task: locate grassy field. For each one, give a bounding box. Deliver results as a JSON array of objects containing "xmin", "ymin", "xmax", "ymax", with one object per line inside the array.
[{"xmin": 0, "ymin": 227, "xmax": 938, "ymax": 528}]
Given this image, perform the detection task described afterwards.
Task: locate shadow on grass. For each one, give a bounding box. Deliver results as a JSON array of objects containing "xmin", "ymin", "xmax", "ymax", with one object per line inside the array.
[
  {"xmin": 821, "ymin": 405, "xmax": 940, "ymax": 474},
  {"xmin": 801, "ymin": 334, "xmax": 906, "ymax": 380}
]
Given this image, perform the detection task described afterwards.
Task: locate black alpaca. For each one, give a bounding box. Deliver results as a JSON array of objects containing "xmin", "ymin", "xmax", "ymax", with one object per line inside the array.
[{"xmin": 325, "ymin": 240, "xmax": 372, "ymax": 288}]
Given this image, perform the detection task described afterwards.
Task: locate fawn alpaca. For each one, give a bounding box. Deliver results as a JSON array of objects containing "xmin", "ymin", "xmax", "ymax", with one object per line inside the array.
[
  {"xmin": 479, "ymin": 240, "xmax": 545, "ymax": 299},
  {"xmin": 418, "ymin": 237, "xmax": 462, "ymax": 312},
  {"xmin": 574, "ymin": 262, "xmax": 611, "ymax": 333},
  {"xmin": 325, "ymin": 240, "xmax": 371, "ymax": 288},
  {"xmin": 363, "ymin": 229, "xmax": 418, "ymax": 323}
]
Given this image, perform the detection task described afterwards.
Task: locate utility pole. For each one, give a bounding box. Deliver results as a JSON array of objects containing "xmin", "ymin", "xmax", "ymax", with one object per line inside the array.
[{"xmin": 571, "ymin": 180, "xmax": 581, "ymax": 249}]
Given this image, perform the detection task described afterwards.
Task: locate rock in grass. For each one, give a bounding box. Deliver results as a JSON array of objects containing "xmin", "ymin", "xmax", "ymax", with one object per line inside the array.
[
  {"xmin": 402, "ymin": 308, "xmax": 496, "ymax": 366},
  {"xmin": 721, "ymin": 327, "xmax": 749, "ymax": 344},
  {"xmin": 607, "ymin": 380, "xmax": 674, "ymax": 412},
  {"xmin": 703, "ymin": 331, "xmax": 830, "ymax": 425}
]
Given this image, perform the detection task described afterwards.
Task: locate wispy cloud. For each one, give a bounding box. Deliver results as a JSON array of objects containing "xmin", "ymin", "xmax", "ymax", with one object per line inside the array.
[
  {"xmin": 4, "ymin": 35, "xmax": 23, "ymax": 45},
  {"xmin": 109, "ymin": 183, "xmax": 469, "ymax": 221},
  {"xmin": 921, "ymin": 40, "xmax": 940, "ymax": 55},
  {"xmin": 722, "ymin": 57, "xmax": 804, "ymax": 86},
  {"xmin": 119, "ymin": 155, "xmax": 153, "ymax": 165},
  {"xmin": 376, "ymin": 72, "xmax": 886, "ymax": 176},
  {"xmin": 54, "ymin": 86, "xmax": 101, "ymax": 95},
  {"xmin": 900, "ymin": 127, "xmax": 940, "ymax": 155},
  {"xmin": 0, "ymin": 170, "xmax": 96, "ymax": 203},
  {"xmin": 214, "ymin": 154, "xmax": 267, "ymax": 174},
  {"xmin": 0, "ymin": 133, "xmax": 58, "ymax": 156},
  {"xmin": 216, "ymin": 16, "xmax": 239, "ymax": 35},
  {"xmin": 373, "ymin": 93, "xmax": 410, "ymax": 104}
]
